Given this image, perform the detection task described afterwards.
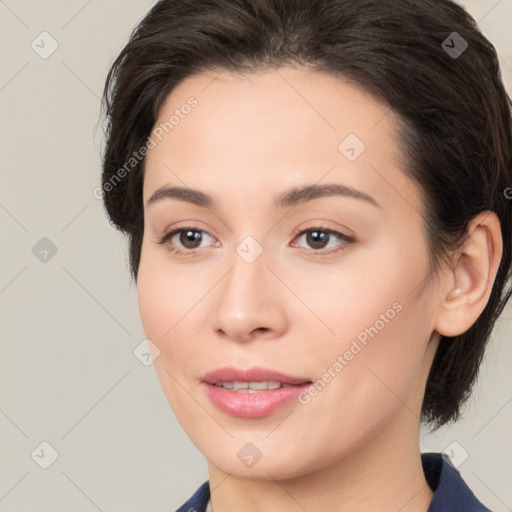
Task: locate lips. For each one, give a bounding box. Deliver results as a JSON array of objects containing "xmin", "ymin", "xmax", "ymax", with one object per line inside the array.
[
  {"xmin": 201, "ymin": 366, "xmax": 313, "ymax": 418},
  {"xmin": 202, "ymin": 366, "xmax": 311, "ymax": 386}
]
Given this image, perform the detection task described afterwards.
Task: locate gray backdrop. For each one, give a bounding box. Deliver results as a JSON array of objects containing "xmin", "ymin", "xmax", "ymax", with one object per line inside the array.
[{"xmin": 1, "ymin": 1, "xmax": 511, "ymax": 511}]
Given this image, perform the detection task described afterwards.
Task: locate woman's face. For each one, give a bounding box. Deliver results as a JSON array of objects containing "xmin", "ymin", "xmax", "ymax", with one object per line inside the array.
[{"xmin": 137, "ymin": 66, "xmax": 442, "ymax": 479}]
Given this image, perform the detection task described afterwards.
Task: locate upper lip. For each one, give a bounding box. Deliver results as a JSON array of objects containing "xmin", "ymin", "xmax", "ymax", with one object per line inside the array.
[{"xmin": 202, "ymin": 366, "xmax": 311, "ymax": 385}]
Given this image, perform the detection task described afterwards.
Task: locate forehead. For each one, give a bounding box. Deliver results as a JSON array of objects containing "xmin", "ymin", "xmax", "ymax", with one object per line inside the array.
[
  {"xmin": 142, "ymin": 66, "xmax": 418, "ymax": 214},
  {"xmin": 151, "ymin": 66, "xmax": 395, "ymax": 146}
]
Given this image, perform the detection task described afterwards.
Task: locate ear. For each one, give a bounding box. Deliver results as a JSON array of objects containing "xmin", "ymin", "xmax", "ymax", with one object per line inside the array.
[{"xmin": 435, "ymin": 210, "xmax": 503, "ymax": 338}]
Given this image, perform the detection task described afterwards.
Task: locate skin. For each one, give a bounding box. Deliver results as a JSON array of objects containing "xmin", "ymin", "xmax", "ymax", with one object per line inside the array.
[{"xmin": 136, "ymin": 66, "xmax": 503, "ymax": 512}]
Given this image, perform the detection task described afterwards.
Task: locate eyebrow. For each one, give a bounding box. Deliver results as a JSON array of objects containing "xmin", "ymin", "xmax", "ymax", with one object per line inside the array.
[{"xmin": 146, "ymin": 183, "xmax": 380, "ymax": 210}]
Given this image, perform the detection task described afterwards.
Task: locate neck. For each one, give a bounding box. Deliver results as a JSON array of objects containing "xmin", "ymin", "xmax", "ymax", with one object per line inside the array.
[{"xmin": 207, "ymin": 402, "xmax": 433, "ymax": 512}]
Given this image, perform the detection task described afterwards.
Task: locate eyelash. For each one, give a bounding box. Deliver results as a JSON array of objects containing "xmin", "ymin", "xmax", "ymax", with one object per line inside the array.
[{"xmin": 156, "ymin": 225, "xmax": 355, "ymax": 257}]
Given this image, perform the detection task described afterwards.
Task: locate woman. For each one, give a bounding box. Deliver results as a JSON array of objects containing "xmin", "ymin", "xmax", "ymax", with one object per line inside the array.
[{"xmin": 100, "ymin": 0, "xmax": 512, "ymax": 510}]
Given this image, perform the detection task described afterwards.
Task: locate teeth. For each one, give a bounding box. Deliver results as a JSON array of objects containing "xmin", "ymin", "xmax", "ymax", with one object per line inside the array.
[
  {"xmin": 217, "ymin": 381, "xmax": 234, "ymax": 390},
  {"xmin": 214, "ymin": 380, "xmax": 284, "ymax": 391},
  {"xmin": 248, "ymin": 381, "xmax": 274, "ymax": 390}
]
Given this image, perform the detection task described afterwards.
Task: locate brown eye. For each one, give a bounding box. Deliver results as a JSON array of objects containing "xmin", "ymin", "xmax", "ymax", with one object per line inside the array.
[
  {"xmin": 157, "ymin": 227, "xmax": 216, "ymax": 255},
  {"xmin": 305, "ymin": 230, "xmax": 330, "ymax": 249},
  {"xmin": 293, "ymin": 227, "xmax": 355, "ymax": 255},
  {"xmin": 177, "ymin": 229, "xmax": 203, "ymax": 249}
]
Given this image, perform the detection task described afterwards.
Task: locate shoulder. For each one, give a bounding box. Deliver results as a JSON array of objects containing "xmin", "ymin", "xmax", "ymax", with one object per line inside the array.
[
  {"xmin": 175, "ymin": 481, "xmax": 210, "ymax": 512},
  {"xmin": 422, "ymin": 452, "xmax": 495, "ymax": 512}
]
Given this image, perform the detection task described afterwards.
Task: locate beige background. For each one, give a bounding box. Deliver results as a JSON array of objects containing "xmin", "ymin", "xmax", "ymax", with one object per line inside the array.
[{"xmin": 1, "ymin": 1, "xmax": 511, "ymax": 511}]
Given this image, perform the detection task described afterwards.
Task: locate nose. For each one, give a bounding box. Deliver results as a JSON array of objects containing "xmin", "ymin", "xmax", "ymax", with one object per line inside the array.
[{"xmin": 210, "ymin": 244, "xmax": 288, "ymax": 343}]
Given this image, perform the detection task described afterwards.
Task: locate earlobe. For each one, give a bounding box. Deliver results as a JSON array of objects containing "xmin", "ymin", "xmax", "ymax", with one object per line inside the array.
[{"xmin": 435, "ymin": 211, "xmax": 503, "ymax": 338}]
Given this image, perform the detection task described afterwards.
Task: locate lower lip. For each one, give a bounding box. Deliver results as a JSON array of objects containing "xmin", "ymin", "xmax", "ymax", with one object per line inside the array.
[{"xmin": 203, "ymin": 383, "xmax": 311, "ymax": 418}]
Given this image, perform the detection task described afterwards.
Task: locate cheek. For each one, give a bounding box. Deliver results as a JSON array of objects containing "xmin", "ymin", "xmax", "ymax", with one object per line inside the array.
[
  {"xmin": 303, "ymin": 242, "xmax": 433, "ymax": 404},
  {"xmin": 137, "ymin": 270, "xmax": 192, "ymax": 357},
  {"xmin": 136, "ymin": 262, "xmax": 199, "ymax": 422},
  {"xmin": 292, "ymin": 294, "xmax": 431, "ymax": 469},
  {"xmin": 136, "ymin": 241, "xmax": 196, "ymax": 339},
  {"xmin": 136, "ymin": 247, "xmax": 214, "ymax": 388},
  {"xmin": 137, "ymin": 273, "xmax": 171, "ymax": 347}
]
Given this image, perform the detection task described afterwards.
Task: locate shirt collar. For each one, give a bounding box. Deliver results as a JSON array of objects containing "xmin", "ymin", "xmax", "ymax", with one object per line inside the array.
[
  {"xmin": 422, "ymin": 451, "xmax": 492, "ymax": 512},
  {"xmin": 176, "ymin": 452, "xmax": 493, "ymax": 512}
]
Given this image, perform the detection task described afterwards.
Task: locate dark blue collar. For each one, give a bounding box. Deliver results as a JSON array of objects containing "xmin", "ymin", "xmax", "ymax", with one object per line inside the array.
[
  {"xmin": 176, "ymin": 452, "xmax": 493, "ymax": 512},
  {"xmin": 422, "ymin": 452, "xmax": 493, "ymax": 511}
]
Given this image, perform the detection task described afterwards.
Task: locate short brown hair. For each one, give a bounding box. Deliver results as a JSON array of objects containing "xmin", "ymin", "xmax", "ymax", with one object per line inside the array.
[{"xmin": 101, "ymin": 0, "xmax": 512, "ymax": 431}]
